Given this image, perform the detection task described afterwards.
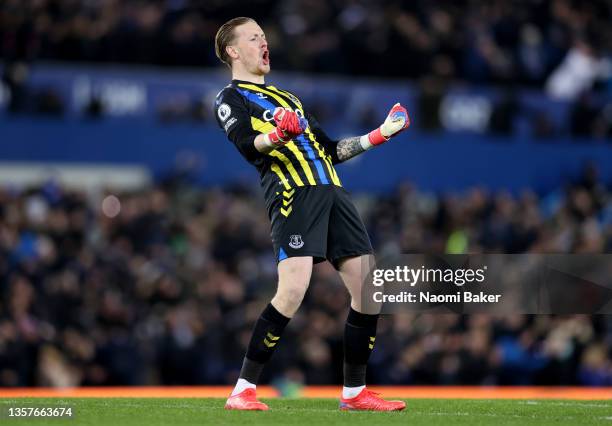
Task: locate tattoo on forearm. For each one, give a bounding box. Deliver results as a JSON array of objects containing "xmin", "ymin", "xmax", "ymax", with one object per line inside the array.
[{"xmin": 337, "ymin": 137, "xmax": 365, "ymax": 162}]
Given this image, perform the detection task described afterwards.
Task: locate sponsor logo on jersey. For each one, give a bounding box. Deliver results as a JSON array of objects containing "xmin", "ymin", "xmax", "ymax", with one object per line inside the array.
[
  {"xmin": 263, "ymin": 109, "xmax": 274, "ymax": 122},
  {"xmin": 263, "ymin": 107, "xmax": 303, "ymax": 122}
]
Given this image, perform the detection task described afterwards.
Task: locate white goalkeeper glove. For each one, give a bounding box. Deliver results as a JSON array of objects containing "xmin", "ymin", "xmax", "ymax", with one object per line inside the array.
[{"xmin": 360, "ymin": 103, "xmax": 411, "ymax": 150}]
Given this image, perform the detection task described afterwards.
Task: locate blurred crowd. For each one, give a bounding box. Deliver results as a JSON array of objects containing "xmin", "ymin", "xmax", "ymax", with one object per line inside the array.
[
  {"xmin": 1, "ymin": 163, "xmax": 612, "ymax": 388},
  {"xmin": 1, "ymin": 0, "xmax": 611, "ymax": 91},
  {"xmin": 1, "ymin": 0, "xmax": 611, "ymax": 390},
  {"xmin": 2, "ymin": 0, "xmax": 612, "ymax": 141}
]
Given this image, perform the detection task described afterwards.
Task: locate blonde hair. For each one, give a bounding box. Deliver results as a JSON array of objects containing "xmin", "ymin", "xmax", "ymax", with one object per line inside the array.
[{"xmin": 215, "ymin": 17, "xmax": 256, "ymax": 67}]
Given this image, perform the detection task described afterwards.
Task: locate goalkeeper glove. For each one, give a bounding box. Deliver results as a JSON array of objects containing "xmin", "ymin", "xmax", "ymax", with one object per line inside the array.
[
  {"xmin": 263, "ymin": 107, "xmax": 309, "ymax": 147},
  {"xmin": 360, "ymin": 103, "xmax": 410, "ymax": 150}
]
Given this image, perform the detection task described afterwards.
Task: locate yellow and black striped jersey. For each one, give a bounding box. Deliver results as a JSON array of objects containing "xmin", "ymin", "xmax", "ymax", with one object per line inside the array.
[{"xmin": 214, "ymin": 80, "xmax": 342, "ymax": 204}]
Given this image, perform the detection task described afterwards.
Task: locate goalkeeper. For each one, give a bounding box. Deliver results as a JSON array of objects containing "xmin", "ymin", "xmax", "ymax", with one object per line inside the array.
[{"xmin": 214, "ymin": 17, "xmax": 410, "ymax": 412}]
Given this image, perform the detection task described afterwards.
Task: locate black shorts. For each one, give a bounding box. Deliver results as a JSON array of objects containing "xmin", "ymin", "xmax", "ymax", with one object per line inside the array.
[{"xmin": 268, "ymin": 185, "xmax": 373, "ymax": 268}]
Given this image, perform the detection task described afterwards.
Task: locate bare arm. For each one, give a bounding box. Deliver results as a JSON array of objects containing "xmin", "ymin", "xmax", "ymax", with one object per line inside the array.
[
  {"xmin": 335, "ymin": 103, "xmax": 411, "ymax": 162},
  {"xmin": 336, "ymin": 136, "xmax": 367, "ymax": 162},
  {"xmin": 256, "ymin": 134, "xmax": 367, "ymax": 161},
  {"xmin": 257, "ymin": 102, "xmax": 410, "ymax": 161}
]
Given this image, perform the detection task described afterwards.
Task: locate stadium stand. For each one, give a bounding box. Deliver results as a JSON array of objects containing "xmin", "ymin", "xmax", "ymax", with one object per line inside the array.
[
  {"xmin": 1, "ymin": 0, "xmax": 611, "ymax": 389},
  {"xmin": 0, "ymin": 165, "xmax": 611, "ymax": 387}
]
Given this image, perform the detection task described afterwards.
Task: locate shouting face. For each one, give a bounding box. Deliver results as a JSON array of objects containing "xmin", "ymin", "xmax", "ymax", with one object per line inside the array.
[{"xmin": 227, "ymin": 21, "xmax": 270, "ymax": 76}]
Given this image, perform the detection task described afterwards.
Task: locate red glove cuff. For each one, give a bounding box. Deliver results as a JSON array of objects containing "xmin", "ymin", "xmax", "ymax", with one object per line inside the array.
[
  {"xmin": 266, "ymin": 128, "xmax": 288, "ymax": 146},
  {"xmin": 265, "ymin": 108, "xmax": 309, "ymax": 148},
  {"xmin": 367, "ymin": 127, "xmax": 390, "ymax": 146}
]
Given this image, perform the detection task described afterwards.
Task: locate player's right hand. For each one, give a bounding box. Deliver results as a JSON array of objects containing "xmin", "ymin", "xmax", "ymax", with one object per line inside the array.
[
  {"xmin": 264, "ymin": 107, "xmax": 308, "ymax": 147},
  {"xmin": 273, "ymin": 107, "xmax": 308, "ymax": 139}
]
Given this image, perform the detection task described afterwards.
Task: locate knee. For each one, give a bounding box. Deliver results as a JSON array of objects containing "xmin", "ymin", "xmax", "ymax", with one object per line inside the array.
[{"xmin": 272, "ymin": 282, "xmax": 308, "ymax": 317}]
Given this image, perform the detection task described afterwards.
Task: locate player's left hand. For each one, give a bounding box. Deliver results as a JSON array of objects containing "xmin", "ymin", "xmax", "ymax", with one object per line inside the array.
[
  {"xmin": 367, "ymin": 103, "xmax": 410, "ymax": 146},
  {"xmin": 380, "ymin": 103, "xmax": 410, "ymax": 139}
]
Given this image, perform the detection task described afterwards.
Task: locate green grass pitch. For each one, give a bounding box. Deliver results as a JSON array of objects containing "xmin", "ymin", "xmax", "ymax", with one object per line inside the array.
[{"xmin": 1, "ymin": 398, "xmax": 611, "ymax": 425}]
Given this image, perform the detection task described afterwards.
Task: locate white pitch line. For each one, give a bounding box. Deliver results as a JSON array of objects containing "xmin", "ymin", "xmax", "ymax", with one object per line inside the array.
[{"xmin": 520, "ymin": 400, "xmax": 611, "ymax": 408}]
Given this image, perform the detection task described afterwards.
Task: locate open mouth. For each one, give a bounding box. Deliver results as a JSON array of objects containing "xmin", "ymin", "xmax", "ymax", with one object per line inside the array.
[{"xmin": 262, "ymin": 50, "xmax": 270, "ymax": 65}]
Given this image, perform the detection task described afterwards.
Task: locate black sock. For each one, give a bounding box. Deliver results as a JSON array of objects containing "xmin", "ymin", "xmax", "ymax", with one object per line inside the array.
[
  {"xmin": 239, "ymin": 303, "xmax": 290, "ymax": 384},
  {"xmin": 343, "ymin": 307, "xmax": 379, "ymax": 387}
]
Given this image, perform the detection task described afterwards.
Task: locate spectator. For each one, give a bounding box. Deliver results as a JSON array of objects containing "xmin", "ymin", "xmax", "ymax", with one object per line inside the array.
[
  {"xmin": 0, "ymin": 163, "xmax": 611, "ymax": 386},
  {"xmin": 0, "ymin": 0, "xmax": 610, "ymax": 87}
]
